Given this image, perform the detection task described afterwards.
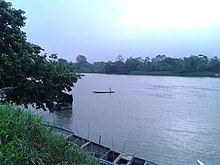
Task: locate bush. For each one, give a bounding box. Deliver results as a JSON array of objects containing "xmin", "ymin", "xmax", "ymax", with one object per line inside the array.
[{"xmin": 0, "ymin": 104, "xmax": 98, "ymax": 165}]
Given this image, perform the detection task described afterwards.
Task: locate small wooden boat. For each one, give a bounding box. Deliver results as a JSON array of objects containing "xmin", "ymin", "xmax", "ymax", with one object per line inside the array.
[
  {"xmin": 46, "ymin": 123, "xmax": 158, "ymax": 165},
  {"xmin": 93, "ymin": 91, "xmax": 115, "ymax": 94},
  {"xmin": 93, "ymin": 87, "xmax": 115, "ymax": 94},
  {"xmin": 67, "ymin": 134, "xmax": 158, "ymax": 165}
]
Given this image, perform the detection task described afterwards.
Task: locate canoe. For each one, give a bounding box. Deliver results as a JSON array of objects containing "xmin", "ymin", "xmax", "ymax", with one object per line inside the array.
[
  {"xmin": 92, "ymin": 91, "xmax": 115, "ymax": 94},
  {"xmin": 67, "ymin": 134, "xmax": 158, "ymax": 165},
  {"xmin": 46, "ymin": 123, "xmax": 158, "ymax": 165}
]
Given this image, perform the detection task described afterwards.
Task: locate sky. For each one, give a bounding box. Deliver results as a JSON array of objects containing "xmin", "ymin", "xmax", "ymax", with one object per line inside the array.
[{"xmin": 9, "ymin": 0, "xmax": 220, "ymax": 62}]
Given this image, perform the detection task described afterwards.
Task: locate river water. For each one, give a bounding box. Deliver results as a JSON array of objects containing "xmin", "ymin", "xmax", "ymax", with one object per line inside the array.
[{"xmin": 39, "ymin": 73, "xmax": 220, "ymax": 165}]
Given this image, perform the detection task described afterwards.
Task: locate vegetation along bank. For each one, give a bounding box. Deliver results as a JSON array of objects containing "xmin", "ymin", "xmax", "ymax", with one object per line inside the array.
[
  {"xmin": 74, "ymin": 54, "xmax": 220, "ymax": 77},
  {"xmin": 0, "ymin": 104, "xmax": 98, "ymax": 165}
]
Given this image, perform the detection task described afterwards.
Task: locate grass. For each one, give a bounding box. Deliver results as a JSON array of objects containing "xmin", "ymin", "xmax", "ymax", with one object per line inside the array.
[{"xmin": 0, "ymin": 104, "xmax": 99, "ymax": 165}]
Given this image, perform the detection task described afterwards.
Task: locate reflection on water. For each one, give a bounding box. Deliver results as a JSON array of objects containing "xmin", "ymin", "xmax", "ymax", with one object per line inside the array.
[
  {"xmin": 53, "ymin": 108, "xmax": 73, "ymax": 129},
  {"xmin": 36, "ymin": 107, "xmax": 73, "ymax": 130},
  {"xmin": 41, "ymin": 74, "xmax": 220, "ymax": 165}
]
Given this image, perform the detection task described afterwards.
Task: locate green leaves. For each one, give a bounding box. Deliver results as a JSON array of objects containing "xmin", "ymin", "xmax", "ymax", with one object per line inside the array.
[
  {"xmin": 0, "ymin": 105, "xmax": 98, "ymax": 164},
  {"xmin": 0, "ymin": 0, "xmax": 79, "ymax": 111}
]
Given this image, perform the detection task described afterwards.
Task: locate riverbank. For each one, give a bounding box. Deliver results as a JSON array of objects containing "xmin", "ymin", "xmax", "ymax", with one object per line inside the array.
[
  {"xmin": 0, "ymin": 104, "xmax": 98, "ymax": 165},
  {"xmin": 77, "ymin": 71, "xmax": 220, "ymax": 78},
  {"xmin": 128, "ymin": 71, "xmax": 220, "ymax": 77}
]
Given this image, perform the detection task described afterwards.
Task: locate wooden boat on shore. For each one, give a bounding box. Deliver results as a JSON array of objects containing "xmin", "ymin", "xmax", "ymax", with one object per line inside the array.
[
  {"xmin": 67, "ymin": 134, "xmax": 157, "ymax": 165},
  {"xmin": 45, "ymin": 122, "xmax": 158, "ymax": 165},
  {"xmin": 46, "ymin": 122, "xmax": 203, "ymax": 165}
]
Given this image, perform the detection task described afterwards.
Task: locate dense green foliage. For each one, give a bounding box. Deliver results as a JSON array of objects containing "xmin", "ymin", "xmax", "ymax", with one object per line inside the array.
[
  {"xmin": 0, "ymin": 0, "xmax": 79, "ymax": 111},
  {"xmin": 75, "ymin": 54, "xmax": 220, "ymax": 77},
  {"xmin": 0, "ymin": 104, "xmax": 98, "ymax": 165}
]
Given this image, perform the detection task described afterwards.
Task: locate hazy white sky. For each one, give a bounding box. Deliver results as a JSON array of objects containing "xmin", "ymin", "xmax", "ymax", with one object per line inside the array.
[{"xmin": 9, "ymin": 0, "xmax": 220, "ymax": 62}]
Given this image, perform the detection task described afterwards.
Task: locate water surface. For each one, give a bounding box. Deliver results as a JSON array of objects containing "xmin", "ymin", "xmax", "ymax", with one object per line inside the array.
[{"xmin": 40, "ymin": 74, "xmax": 220, "ymax": 165}]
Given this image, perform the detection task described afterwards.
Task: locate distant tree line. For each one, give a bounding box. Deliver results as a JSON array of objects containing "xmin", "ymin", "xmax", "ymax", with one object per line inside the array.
[{"xmin": 74, "ymin": 54, "xmax": 220, "ymax": 77}]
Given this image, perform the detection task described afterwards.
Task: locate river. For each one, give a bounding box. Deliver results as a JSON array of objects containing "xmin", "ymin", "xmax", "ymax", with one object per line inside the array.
[{"xmin": 38, "ymin": 73, "xmax": 220, "ymax": 165}]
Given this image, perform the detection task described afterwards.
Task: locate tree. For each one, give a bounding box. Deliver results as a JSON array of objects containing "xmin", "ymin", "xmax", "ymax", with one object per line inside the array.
[
  {"xmin": 208, "ymin": 56, "xmax": 220, "ymax": 73},
  {"xmin": 58, "ymin": 58, "xmax": 69, "ymax": 64},
  {"xmin": 76, "ymin": 55, "xmax": 88, "ymax": 65},
  {"xmin": 75, "ymin": 55, "xmax": 92, "ymax": 72},
  {"xmin": 197, "ymin": 54, "xmax": 208, "ymax": 71},
  {"xmin": 93, "ymin": 61, "xmax": 105, "ymax": 73},
  {"xmin": 125, "ymin": 57, "xmax": 144, "ymax": 71},
  {"xmin": 104, "ymin": 61, "xmax": 115, "ymax": 74},
  {"xmin": 0, "ymin": 0, "xmax": 79, "ymax": 111},
  {"xmin": 182, "ymin": 55, "xmax": 208, "ymax": 72},
  {"xmin": 116, "ymin": 55, "xmax": 124, "ymax": 62}
]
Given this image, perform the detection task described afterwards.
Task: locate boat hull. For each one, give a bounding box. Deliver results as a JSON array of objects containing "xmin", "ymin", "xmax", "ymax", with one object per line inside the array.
[{"xmin": 93, "ymin": 91, "xmax": 115, "ymax": 94}]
